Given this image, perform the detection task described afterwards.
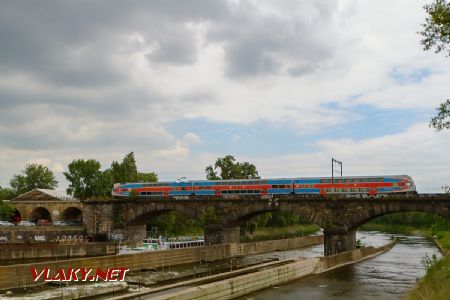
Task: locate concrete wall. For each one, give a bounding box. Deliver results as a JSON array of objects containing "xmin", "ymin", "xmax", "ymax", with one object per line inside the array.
[
  {"xmin": 0, "ymin": 242, "xmax": 118, "ymax": 263},
  {"xmin": 234, "ymin": 235, "xmax": 322, "ymax": 256},
  {"xmin": 0, "ymin": 227, "xmax": 85, "ymax": 243},
  {"xmin": 152, "ymin": 258, "xmax": 320, "ymax": 300},
  {"xmin": 150, "ymin": 240, "xmax": 397, "ymax": 300},
  {"xmin": 108, "ymin": 226, "xmax": 146, "ymax": 244},
  {"xmin": 0, "ymin": 235, "xmax": 323, "ymax": 291}
]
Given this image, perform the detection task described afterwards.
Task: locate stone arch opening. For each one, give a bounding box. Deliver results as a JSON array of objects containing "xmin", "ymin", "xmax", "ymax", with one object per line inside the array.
[
  {"xmin": 30, "ymin": 207, "xmax": 52, "ymax": 223},
  {"xmin": 12, "ymin": 209, "xmax": 21, "ymax": 223},
  {"xmin": 238, "ymin": 210, "xmax": 321, "ymax": 241},
  {"xmin": 127, "ymin": 209, "xmax": 174, "ymax": 231},
  {"xmin": 62, "ymin": 207, "xmax": 83, "ymax": 225}
]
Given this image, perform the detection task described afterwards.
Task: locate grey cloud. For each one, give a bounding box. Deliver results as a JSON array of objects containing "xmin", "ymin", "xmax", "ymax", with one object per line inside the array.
[
  {"xmin": 208, "ymin": 1, "xmax": 338, "ymax": 78},
  {"xmin": 0, "ymin": 0, "xmax": 230, "ymax": 87}
]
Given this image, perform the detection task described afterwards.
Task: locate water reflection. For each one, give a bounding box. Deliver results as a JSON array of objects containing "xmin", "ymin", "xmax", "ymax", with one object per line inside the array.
[{"xmin": 239, "ymin": 231, "xmax": 441, "ymax": 300}]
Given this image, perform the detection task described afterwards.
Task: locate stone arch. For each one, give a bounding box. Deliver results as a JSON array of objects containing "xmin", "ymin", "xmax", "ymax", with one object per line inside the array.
[
  {"xmin": 12, "ymin": 209, "xmax": 21, "ymax": 223},
  {"xmin": 126, "ymin": 209, "xmax": 174, "ymax": 227},
  {"xmin": 61, "ymin": 207, "xmax": 83, "ymax": 223},
  {"xmin": 226, "ymin": 209, "xmax": 277, "ymax": 227},
  {"xmin": 30, "ymin": 207, "xmax": 52, "ymax": 223}
]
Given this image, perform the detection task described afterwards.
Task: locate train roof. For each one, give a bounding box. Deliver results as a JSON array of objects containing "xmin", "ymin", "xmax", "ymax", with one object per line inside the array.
[{"xmin": 113, "ymin": 175, "xmax": 414, "ymax": 186}]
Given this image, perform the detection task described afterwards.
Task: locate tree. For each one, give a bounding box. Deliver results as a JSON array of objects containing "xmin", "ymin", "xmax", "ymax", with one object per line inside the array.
[
  {"xmin": 10, "ymin": 164, "xmax": 58, "ymax": 195},
  {"xmin": 64, "ymin": 159, "xmax": 112, "ymax": 199},
  {"xmin": 137, "ymin": 172, "xmax": 158, "ymax": 183},
  {"xmin": 420, "ymin": 0, "xmax": 450, "ymax": 130},
  {"xmin": 420, "ymin": 0, "xmax": 450, "ymax": 56},
  {"xmin": 111, "ymin": 152, "xmax": 139, "ymax": 183},
  {"xmin": 205, "ymin": 155, "xmax": 260, "ymax": 180},
  {"xmin": 0, "ymin": 186, "xmax": 17, "ymax": 200},
  {"xmin": 430, "ymin": 99, "xmax": 450, "ymax": 131},
  {"xmin": 0, "ymin": 200, "xmax": 15, "ymax": 220}
]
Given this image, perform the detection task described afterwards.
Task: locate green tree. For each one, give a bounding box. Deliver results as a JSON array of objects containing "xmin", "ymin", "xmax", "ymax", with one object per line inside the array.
[
  {"xmin": 0, "ymin": 200, "xmax": 15, "ymax": 220},
  {"xmin": 64, "ymin": 159, "xmax": 111, "ymax": 199},
  {"xmin": 111, "ymin": 152, "xmax": 139, "ymax": 183},
  {"xmin": 10, "ymin": 164, "xmax": 58, "ymax": 195},
  {"xmin": 199, "ymin": 206, "xmax": 221, "ymax": 225},
  {"xmin": 430, "ymin": 99, "xmax": 450, "ymax": 131},
  {"xmin": 0, "ymin": 186, "xmax": 17, "ymax": 200},
  {"xmin": 205, "ymin": 155, "xmax": 259, "ymax": 180},
  {"xmin": 420, "ymin": 0, "xmax": 450, "ymax": 56},
  {"xmin": 420, "ymin": 0, "xmax": 450, "ymax": 130},
  {"xmin": 137, "ymin": 172, "xmax": 158, "ymax": 183}
]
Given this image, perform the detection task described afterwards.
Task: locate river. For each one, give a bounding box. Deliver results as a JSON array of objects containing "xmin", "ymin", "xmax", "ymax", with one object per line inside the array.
[{"xmin": 237, "ymin": 231, "xmax": 442, "ymax": 300}]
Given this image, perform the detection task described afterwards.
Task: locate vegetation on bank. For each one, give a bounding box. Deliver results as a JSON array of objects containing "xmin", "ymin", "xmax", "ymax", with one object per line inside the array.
[
  {"xmin": 406, "ymin": 254, "xmax": 450, "ymax": 300},
  {"xmin": 361, "ymin": 212, "xmax": 450, "ymax": 252},
  {"xmin": 362, "ymin": 211, "xmax": 450, "ymax": 300},
  {"xmin": 240, "ymin": 224, "xmax": 320, "ymax": 243}
]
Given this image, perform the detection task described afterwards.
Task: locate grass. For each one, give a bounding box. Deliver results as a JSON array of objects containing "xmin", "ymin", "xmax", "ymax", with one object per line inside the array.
[
  {"xmin": 240, "ymin": 224, "xmax": 320, "ymax": 243},
  {"xmin": 405, "ymin": 254, "xmax": 450, "ymax": 300}
]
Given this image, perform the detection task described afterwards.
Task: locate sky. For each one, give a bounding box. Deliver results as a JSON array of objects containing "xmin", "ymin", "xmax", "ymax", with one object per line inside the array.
[{"xmin": 0, "ymin": 0, "xmax": 449, "ymax": 193}]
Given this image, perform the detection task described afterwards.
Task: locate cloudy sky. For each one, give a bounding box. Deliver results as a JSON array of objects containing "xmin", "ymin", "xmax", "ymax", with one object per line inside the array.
[{"xmin": 1, "ymin": 0, "xmax": 449, "ymax": 192}]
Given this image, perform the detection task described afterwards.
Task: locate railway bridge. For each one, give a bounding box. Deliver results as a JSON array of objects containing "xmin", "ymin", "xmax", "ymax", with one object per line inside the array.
[{"xmin": 82, "ymin": 194, "xmax": 450, "ymax": 255}]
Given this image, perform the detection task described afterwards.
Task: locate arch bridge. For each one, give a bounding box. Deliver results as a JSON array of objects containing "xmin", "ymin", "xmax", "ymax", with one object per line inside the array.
[{"xmin": 82, "ymin": 194, "xmax": 450, "ymax": 255}]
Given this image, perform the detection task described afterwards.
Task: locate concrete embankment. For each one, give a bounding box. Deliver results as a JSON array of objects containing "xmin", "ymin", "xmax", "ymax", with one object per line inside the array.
[
  {"xmin": 146, "ymin": 239, "xmax": 396, "ymax": 300},
  {"xmin": 0, "ymin": 242, "xmax": 118, "ymax": 263},
  {"xmin": 0, "ymin": 282, "xmax": 128, "ymax": 300},
  {"xmin": 0, "ymin": 235, "xmax": 322, "ymax": 291}
]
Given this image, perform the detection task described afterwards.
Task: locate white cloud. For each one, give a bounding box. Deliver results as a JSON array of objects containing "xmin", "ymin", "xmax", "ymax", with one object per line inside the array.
[
  {"xmin": 0, "ymin": 1, "xmax": 448, "ymax": 193},
  {"xmin": 252, "ymin": 122, "xmax": 450, "ymax": 193}
]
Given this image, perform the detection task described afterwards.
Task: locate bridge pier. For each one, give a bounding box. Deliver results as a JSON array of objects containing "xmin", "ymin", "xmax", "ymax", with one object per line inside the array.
[
  {"xmin": 324, "ymin": 228, "xmax": 356, "ymax": 256},
  {"xmin": 204, "ymin": 224, "xmax": 240, "ymax": 245}
]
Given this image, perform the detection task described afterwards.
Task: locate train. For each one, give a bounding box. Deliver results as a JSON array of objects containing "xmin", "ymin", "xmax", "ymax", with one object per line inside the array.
[{"xmin": 112, "ymin": 175, "xmax": 416, "ymax": 197}]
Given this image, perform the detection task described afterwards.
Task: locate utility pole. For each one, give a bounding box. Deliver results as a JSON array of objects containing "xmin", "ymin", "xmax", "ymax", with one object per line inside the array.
[{"xmin": 331, "ymin": 158, "xmax": 343, "ymax": 184}]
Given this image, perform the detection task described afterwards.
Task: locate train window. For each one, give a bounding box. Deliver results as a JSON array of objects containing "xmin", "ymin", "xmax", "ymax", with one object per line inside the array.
[{"xmin": 320, "ymin": 179, "xmax": 326, "ymax": 183}]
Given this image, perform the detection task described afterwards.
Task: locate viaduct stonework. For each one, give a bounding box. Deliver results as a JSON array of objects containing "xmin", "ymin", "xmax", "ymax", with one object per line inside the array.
[
  {"xmin": 10, "ymin": 189, "xmax": 83, "ymax": 224},
  {"xmin": 82, "ymin": 194, "xmax": 450, "ymax": 256}
]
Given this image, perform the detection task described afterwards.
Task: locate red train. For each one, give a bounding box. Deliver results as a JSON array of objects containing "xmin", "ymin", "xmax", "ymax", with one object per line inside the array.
[{"xmin": 112, "ymin": 175, "xmax": 416, "ymax": 197}]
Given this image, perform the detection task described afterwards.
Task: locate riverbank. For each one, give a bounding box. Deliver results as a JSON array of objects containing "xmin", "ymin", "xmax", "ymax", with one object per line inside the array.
[
  {"xmin": 360, "ymin": 223, "xmax": 450, "ymax": 299},
  {"xmin": 360, "ymin": 223, "xmax": 450, "ymax": 251},
  {"xmin": 406, "ymin": 253, "xmax": 450, "ymax": 300},
  {"xmin": 241, "ymin": 224, "xmax": 320, "ymax": 243}
]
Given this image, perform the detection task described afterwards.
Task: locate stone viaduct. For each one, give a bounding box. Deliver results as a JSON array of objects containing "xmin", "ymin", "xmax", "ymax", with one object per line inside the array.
[
  {"xmin": 82, "ymin": 194, "xmax": 450, "ymax": 255},
  {"xmin": 9, "ymin": 189, "xmax": 83, "ymax": 224}
]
